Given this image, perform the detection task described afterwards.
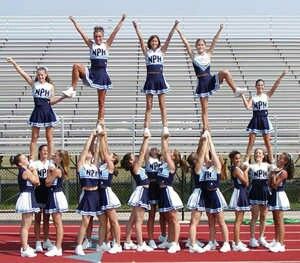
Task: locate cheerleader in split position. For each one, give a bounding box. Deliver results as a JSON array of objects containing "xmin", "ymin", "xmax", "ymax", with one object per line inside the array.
[
  {"xmin": 33, "ymin": 145, "xmax": 54, "ymax": 253},
  {"xmin": 63, "ymin": 15, "xmax": 126, "ymax": 128},
  {"xmin": 175, "ymin": 25, "xmax": 246, "ymax": 131},
  {"xmin": 248, "ymin": 148, "xmax": 272, "ymax": 248},
  {"xmin": 156, "ymin": 135, "xmax": 183, "ymax": 254},
  {"xmin": 228, "ymin": 150, "xmax": 250, "ymax": 252},
  {"xmin": 6, "ymin": 58, "xmax": 66, "ymax": 160},
  {"xmin": 242, "ymin": 71, "xmax": 287, "ymax": 164},
  {"xmin": 44, "ymin": 150, "xmax": 69, "ymax": 257},
  {"xmin": 121, "ymin": 134, "xmax": 153, "ymax": 252},
  {"xmin": 14, "ymin": 154, "xmax": 40, "ymax": 258},
  {"xmin": 132, "ymin": 20, "xmax": 179, "ymax": 137},
  {"xmin": 268, "ymin": 152, "xmax": 294, "ymax": 252}
]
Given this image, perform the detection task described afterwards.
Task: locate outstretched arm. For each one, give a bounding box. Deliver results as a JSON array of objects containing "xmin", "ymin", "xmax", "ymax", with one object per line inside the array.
[
  {"xmin": 133, "ymin": 135, "xmax": 150, "ymax": 174},
  {"xmin": 132, "ymin": 20, "xmax": 147, "ymax": 56},
  {"xmin": 161, "ymin": 20, "xmax": 180, "ymax": 54},
  {"xmin": 99, "ymin": 132, "xmax": 114, "ymax": 173},
  {"xmin": 207, "ymin": 132, "xmax": 222, "ymax": 172},
  {"xmin": 194, "ymin": 135, "xmax": 209, "ymax": 172},
  {"xmin": 69, "ymin": 16, "xmax": 93, "ymax": 48},
  {"xmin": 176, "ymin": 26, "xmax": 194, "ymax": 60},
  {"xmin": 207, "ymin": 24, "xmax": 223, "ymax": 55},
  {"xmin": 6, "ymin": 57, "xmax": 33, "ymax": 86},
  {"xmin": 78, "ymin": 130, "xmax": 97, "ymax": 168},
  {"xmin": 161, "ymin": 136, "xmax": 176, "ymax": 173},
  {"xmin": 106, "ymin": 14, "xmax": 126, "ymax": 48},
  {"xmin": 267, "ymin": 70, "xmax": 287, "ymax": 98}
]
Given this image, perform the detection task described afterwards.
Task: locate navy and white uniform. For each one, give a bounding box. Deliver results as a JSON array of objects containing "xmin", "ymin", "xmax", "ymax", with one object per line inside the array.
[
  {"xmin": 76, "ymin": 164, "xmax": 100, "ymax": 216},
  {"xmin": 128, "ymin": 167, "xmax": 150, "ymax": 210},
  {"xmin": 268, "ymin": 170, "xmax": 290, "ymax": 211},
  {"xmin": 145, "ymin": 157, "xmax": 161, "ymax": 205},
  {"xmin": 248, "ymin": 162, "xmax": 271, "ymax": 206},
  {"xmin": 246, "ymin": 93, "xmax": 273, "ymax": 135},
  {"xmin": 33, "ymin": 160, "xmax": 52, "ymax": 209},
  {"xmin": 193, "ymin": 53, "xmax": 220, "ymax": 98},
  {"xmin": 28, "ymin": 82, "xmax": 58, "ymax": 127},
  {"xmin": 45, "ymin": 169, "xmax": 68, "ymax": 214},
  {"xmin": 85, "ymin": 42, "xmax": 111, "ymax": 90},
  {"xmin": 16, "ymin": 167, "xmax": 40, "ymax": 213},
  {"xmin": 157, "ymin": 162, "xmax": 183, "ymax": 213},
  {"xmin": 142, "ymin": 48, "xmax": 169, "ymax": 94},
  {"xmin": 229, "ymin": 166, "xmax": 250, "ymax": 211},
  {"xmin": 187, "ymin": 168, "xmax": 206, "ymax": 211},
  {"xmin": 97, "ymin": 163, "xmax": 121, "ymax": 214},
  {"xmin": 202, "ymin": 166, "xmax": 227, "ymax": 213}
]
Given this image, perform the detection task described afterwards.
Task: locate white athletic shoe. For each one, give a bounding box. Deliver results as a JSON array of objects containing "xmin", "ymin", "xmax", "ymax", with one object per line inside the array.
[
  {"xmin": 108, "ymin": 244, "xmax": 122, "ymax": 254},
  {"xmin": 203, "ymin": 240, "xmax": 217, "ymax": 251},
  {"xmin": 96, "ymin": 243, "xmax": 109, "ymax": 252},
  {"xmin": 143, "ymin": 128, "xmax": 151, "ymax": 138},
  {"xmin": 75, "ymin": 244, "xmax": 85, "ymax": 256},
  {"xmin": 43, "ymin": 239, "xmax": 54, "ymax": 251},
  {"xmin": 167, "ymin": 242, "xmax": 180, "ymax": 254},
  {"xmin": 162, "ymin": 127, "xmax": 169, "ymax": 138},
  {"xmin": 148, "ymin": 239, "xmax": 157, "ymax": 249},
  {"xmin": 258, "ymin": 236, "xmax": 270, "ymax": 248},
  {"xmin": 185, "ymin": 239, "xmax": 205, "ymax": 248},
  {"xmin": 220, "ymin": 242, "xmax": 231, "ymax": 253},
  {"xmin": 189, "ymin": 243, "xmax": 205, "ymax": 253},
  {"xmin": 62, "ymin": 87, "xmax": 76, "ymax": 98},
  {"xmin": 82, "ymin": 238, "xmax": 92, "ymax": 249},
  {"xmin": 123, "ymin": 241, "xmax": 137, "ymax": 250},
  {"xmin": 232, "ymin": 241, "xmax": 250, "ymax": 252},
  {"xmin": 136, "ymin": 242, "xmax": 154, "ymax": 252},
  {"xmin": 268, "ymin": 239, "xmax": 277, "ymax": 248},
  {"xmin": 158, "ymin": 234, "xmax": 168, "ymax": 243},
  {"xmin": 35, "ymin": 241, "xmax": 43, "ymax": 252},
  {"xmin": 234, "ymin": 87, "xmax": 247, "ymax": 97},
  {"xmin": 269, "ymin": 242, "xmax": 286, "ymax": 252},
  {"xmin": 158, "ymin": 240, "xmax": 171, "ymax": 249},
  {"xmin": 20, "ymin": 246, "xmax": 37, "ymax": 258},
  {"xmin": 45, "ymin": 246, "xmax": 62, "ymax": 257},
  {"xmin": 249, "ymin": 238, "xmax": 259, "ymax": 248}
]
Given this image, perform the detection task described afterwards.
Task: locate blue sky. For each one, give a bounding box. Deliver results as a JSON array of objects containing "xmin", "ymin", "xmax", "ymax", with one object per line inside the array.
[{"xmin": 0, "ymin": 0, "xmax": 300, "ymax": 16}]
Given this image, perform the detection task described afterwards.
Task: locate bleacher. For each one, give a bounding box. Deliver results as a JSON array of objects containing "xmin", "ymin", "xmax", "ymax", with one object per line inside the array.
[{"xmin": 0, "ymin": 16, "xmax": 299, "ymax": 156}]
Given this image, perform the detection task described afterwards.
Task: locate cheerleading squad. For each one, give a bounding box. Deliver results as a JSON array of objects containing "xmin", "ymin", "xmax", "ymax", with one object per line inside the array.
[{"xmin": 8, "ymin": 15, "xmax": 294, "ymax": 257}]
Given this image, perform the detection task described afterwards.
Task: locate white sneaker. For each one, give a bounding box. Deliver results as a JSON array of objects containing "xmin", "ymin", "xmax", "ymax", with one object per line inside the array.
[
  {"xmin": 232, "ymin": 241, "xmax": 250, "ymax": 252},
  {"xmin": 96, "ymin": 243, "xmax": 109, "ymax": 252},
  {"xmin": 136, "ymin": 242, "xmax": 154, "ymax": 252},
  {"xmin": 220, "ymin": 242, "xmax": 231, "ymax": 253},
  {"xmin": 28, "ymin": 159, "xmax": 35, "ymax": 169},
  {"xmin": 82, "ymin": 238, "xmax": 92, "ymax": 249},
  {"xmin": 234, "ymin": 87, "xmax": 247, "ymax": 97},
  {"xmin": 108, "ymin": 244, "xmax": 122, "ymax": 254},
  {"xmin": 158, "ymin": 234, "xmax": 168, "ymax": 243},
  {"xmin": 242, "ymin": 160, "xmax": 250, "ymax": 169},
  {"xmin": 123, "ymin": 241, "xmax": 137, "ymax": 250},
  {"xmin": 201, "ymin": 130, "xmax": 210, "ymax": 138},
  {"xmin": 45, "ymin": 246, "xmax": 62, "ymax": 257},
  {"xmin": 189, "ymin": 243, "xmax": 205, "ymax": 253},
  {"xmin": 258, "ymin": 236, "xmax": 270, "ymax": 248},
  {"xmin": 213, "ymin": 240, "xmax": 219, "ymax": 247},
  {"xmin": 148, "ymin": 239, "xmax": 157, "ymax": 249},
  {"xmin": 158, "ymin": 240, "xmax": 171, "ymax": 249},
  {"xmin": 143, "ymin": 128, "xmax": 151, "ymax": 138},
  {"xmin": 62, "ymin": 87, "xmax": 76, "ymax": 98},
  {"xmin": 269, "ymin": 239, "xmax": 277, "ymax": 248},
  {"xmin": 75, "ymin": 244, "xmax": 85, "ymax": 256},
  {"xmin": 203, "ymin": 240, "xmax": 217, "ymax": 251},
  {"xmin": 20, "ymin": 246, "xmax": 37, "ymax": 257},
  {"xmin": 249, "ymin": 238, "xmax": 259, "ymax": 248},
  {"xmin": 162, "ymin": 127, "xmax": 169, "ymax": 138},
  {"xmin": 167, "ymin": 242, "xmax": 180, "ymax": 254},
  {"xmin": 185, "ymin": 239, "xmax": 205, "ymax": 248},
  {"xmin": 35, "ymin": 241, "xmax": 43, "ymax": 252},
  {"xmin": 43, "ymin": 239, "xmax": 54, "ymax": 251},
  {"xmin": 269, "ymin": 242, "xmax": 285, "ymax": 252}
]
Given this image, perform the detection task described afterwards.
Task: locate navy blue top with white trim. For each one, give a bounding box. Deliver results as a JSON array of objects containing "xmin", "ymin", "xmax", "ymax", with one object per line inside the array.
[
  {"xmin": 78, "ymin": 163, "xmax": 99, "ymax": 188},
  {"xmin": 231, "ymin": 166, "xmax": 245, "ymax": 189},
  {"xmin": 99, "ymin": 162, "xmax": 114, "ymax": 188},
  {"xmin": 49, "ymin": 173, "xmax": 63, "ymax": 192},
  {"xmin": 202, "ymin": 166, "xmax": 220, "ymax": 191},
  {"xmin": 249, "ymin": 162, "xmax": 269, "ymax": 189},
  {"xmin": 193, "ymin": 167, "xmax": 205, "ymax": 188},
  {"xmin": 145, "ymin": 157, "xmax": 161, "ymax": 180},
  {"xmin": 131, "ymin": 167, "xmax": 149, "ymax": 186},
  {"xmin": 193, "ymin": 53, "xmax": 211, "ymax": 77},
  {"xmin": 157, "ymin": 162, "xmax": 175, "ymax": 186},
  {"xmin": 145, "ymin": 48, "xmax": 164, "ymax": 74},
  {"xmin": 18, "ymin": 167, "xmax": 34, "ymax": 192},
  {"xmin": 90, "ymin": 42, "xmax": 108, "ymax": 68}
]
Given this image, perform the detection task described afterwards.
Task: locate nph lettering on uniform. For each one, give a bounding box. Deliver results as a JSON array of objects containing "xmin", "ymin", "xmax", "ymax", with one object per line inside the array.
[
  {"xmin": 92, "ymin": 48, "xmax": 106, "ymax": 56},
  {"xmin": 148, "ymin": 55, "xmax": 162, "ymax": 64},
  {"xmin": 35, "ymin": 88, "xmax": 50, "ymax": 97}
]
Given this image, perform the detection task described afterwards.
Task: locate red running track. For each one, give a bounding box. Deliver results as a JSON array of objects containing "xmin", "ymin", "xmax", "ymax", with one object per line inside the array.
[{"xmin": 0, "ymin": 224, "xmax": 299, "ymax": 262}]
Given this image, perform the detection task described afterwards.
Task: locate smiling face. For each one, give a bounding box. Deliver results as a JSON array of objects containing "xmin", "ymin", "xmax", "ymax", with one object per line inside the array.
[
  {"xmin": 39, "ymin": 145, "xmax": 48, "ymax": 161},
  {"xmin": 254, "ymin": 148, "xmax": 264, "ymax": 162},
  {"xmin": 195, "ymin": 39, "xmax": 207, "ymax": 54},
  {"xmin": 149, "ymin": 147, "xmax": 159, "ymax": 158},
  {"xmin": 277, "ymin": 153, "xmax": 288, "ymax": 168},
  {"xmin": 36, "ymin": 69, "xmax": 47, "ymax": 84},
  {"xmin": 255, "ymin": 79, "xmax": 265, "ymax": 95},
  {"xmin": 232, "ymin": 153, "xmax": 241, "ymax": 167},
  {"xmin": 94, "ymin": 31, "xmax": 104, "ymax": 45},
  {"xmin": 52, "ymin": 151, "xmax": 62, "ymax": 165}
]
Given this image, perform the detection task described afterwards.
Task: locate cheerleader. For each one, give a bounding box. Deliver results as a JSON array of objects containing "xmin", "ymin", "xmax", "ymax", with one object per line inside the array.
[
  {"xmin": 44, "ymin": 150, "xmax": 69, "ymax": 257},
  {"xmin": 63, "ymin": 15, "xmax": 126, "ymax": 128},
  {"xmin": 228, "ymin": 150, "xmax": 250, "ymax": 252},
  {"xmin": 6, "ymin": 57, "xmax": 66, "ymax": 160},
  {"xmin": 121, "ymin": 134, "xmax": 153, "ymax": 252},
  {"xmin": 75, "ymin": 130, "xmax": 102, "ymax": 256},
  {"xmin": 242, "ymin": 71, "xmax": 287, "ymax": 164},
  {"xmin": 33, "ymin": 144, "xmax": 54, "ymax": 252},
  {"xmin": 248, "ymin": 148, "xmax": 271, "ymax": 248},
  {"xmin": 132, "ymin": 20, "xmax": 179, "ymax": 137},
  {"xmin": 268, "ymin": 152, "xmax": 294, "ymax": 252},
  {"xmin": 156, "ymin": 134, "xmax": 183, "ymax": 254},
  {"xmin": 201, "ymin": 131, "xmax": 230, "ymax": 253},
  {"xmin": 96, "ymin": 130, "xmax": 122, "ymax": 254},
  {"xmin": 14, "ymin": 154, "xmax": 40, "ymax": 257},
  {"xmin": 175, "ymin": 25, "xmax": 246, "ymax": 131}
]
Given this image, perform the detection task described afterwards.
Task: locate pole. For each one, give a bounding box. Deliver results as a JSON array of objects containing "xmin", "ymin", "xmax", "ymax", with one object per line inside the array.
[{"xmin": 61, "ymin": 116, "xmax": 65, "ymax": 150}]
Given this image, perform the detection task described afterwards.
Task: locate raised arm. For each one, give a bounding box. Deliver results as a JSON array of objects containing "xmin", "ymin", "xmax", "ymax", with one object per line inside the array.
[
  {"xmin": 78, "ymin": 130, "xmax": 97, "ymax": 169},
  {"xmin": 207, "ymin": 24, "xmax": 223, "ymax": 54},
  {"xmin": 176, "ymin": 26, "xmax": 194, "ymax": 60},
  {"xmin": 206, "ymin": 132, "xmax": 222, "ymax": 172},
  {"xmin": 161, "ymin": 136, "xmax": 176, "ymax": 173},
  {"xmin": 267, "ymin": 70, "xmax": 287, "ymax": 98},
  {"xmin": 194, "ymin": 134, "xmax": 209, "ymax": 172},
  {"xmin": 24, "ymin": 168, "xmax": 40, "ymax": 186},
  {"xmin": 99, "ymin": 132, "xmax": 114, "ymax": 173},
  {"xmin": 241, "ymin": 94, "xmax": 252, "ymax": 110},
  {"xmin": 106, "ymin": 14, "xmax": 126, "ymax": 48},
  {"xmin": 161, "ymin": 20, "xmax": 180, "ymax": 54},
  {"xmin": 133, "ymin": 135, "xmax": 150, "ymax": 174},
  {"xmin": 69, "ymin": 16, "xmax": 93, "ymax": 48},
  {"xmin": 92, "ymin": 134, "xmax": 101, "ymax": 167},
  {"xmin": 6, "ymin": 57, "xmax": 33, "ymax": 86},
  {"xmin": 132, "ymin": 20, "xmax": 147, "ymax": 56}
]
